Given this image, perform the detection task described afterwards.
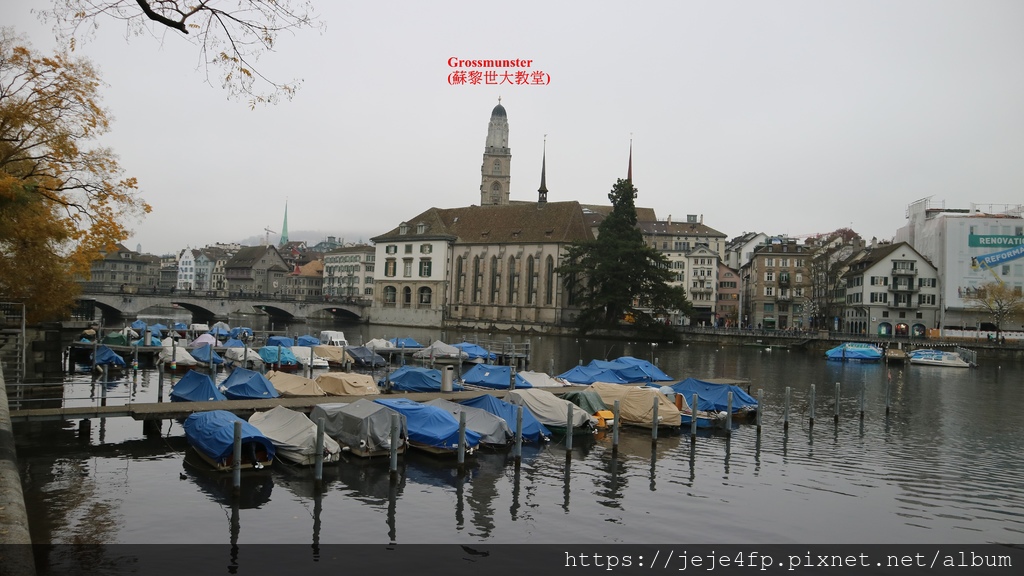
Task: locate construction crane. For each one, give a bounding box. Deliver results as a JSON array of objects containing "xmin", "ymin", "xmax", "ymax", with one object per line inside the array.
[{"xmin": 263, "ymin": 227, "xmax": 277, "ymax": 246}]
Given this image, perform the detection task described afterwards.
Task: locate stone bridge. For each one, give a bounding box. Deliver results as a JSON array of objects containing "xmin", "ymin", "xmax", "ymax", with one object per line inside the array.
[{"xmin": 77, "ymin": 290, "xmax": 370, "ymax": 324}]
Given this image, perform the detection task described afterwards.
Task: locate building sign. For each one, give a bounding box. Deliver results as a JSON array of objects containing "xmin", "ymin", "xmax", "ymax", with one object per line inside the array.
[
  {"xmin": 974, "ymin": 244, "xmax": 1024, "ymax": 268},
  {"xmin": 968, "ymin": 234, "xmax": 1024, "ymax": 247}
]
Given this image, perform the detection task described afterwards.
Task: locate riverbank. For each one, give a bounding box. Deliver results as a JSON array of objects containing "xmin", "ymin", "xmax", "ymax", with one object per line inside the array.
[{"xmin": 0, "ymin": 365, "xmax": 36, "ymax": 575}]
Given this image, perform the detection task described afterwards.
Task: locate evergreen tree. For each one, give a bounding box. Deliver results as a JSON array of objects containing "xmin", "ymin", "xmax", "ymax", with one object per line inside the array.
[{"xmin": 558, "ymin": 178, "xmax": 691, "ymax": 335}]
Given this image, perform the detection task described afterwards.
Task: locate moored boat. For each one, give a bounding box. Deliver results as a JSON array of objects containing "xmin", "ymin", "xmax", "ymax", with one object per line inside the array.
[
  {"xmin": 908, "ymin": 349, "xmax": 971, "ymax": 368},
  {"xmin": 506, "ymin": 388, "xmax": 597, "ymax": 435},
  {"xmin": 183, "ymin": 410, "xmax": 275, "ymax": 471},
  {"xmin": 825, "ymin": 342, "xmax": 883, "ymax": 363},
  {"xmin": 310, "ymin": 399, "xmax": 408, "ymax": 458},
  {"xmin": 373, "ymin": 398, "xmax": 482, "ymax": 456},
  {"xmin": 248, "ymin": 405, "xmax": 341, "ymax": 466}
]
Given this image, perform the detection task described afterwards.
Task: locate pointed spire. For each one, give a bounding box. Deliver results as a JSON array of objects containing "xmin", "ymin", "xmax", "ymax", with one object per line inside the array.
[
  {"xmin": 627, "ymin": 138, "xmax": 633, "ymax": 182},
  {"xmin": 279, "ymin": 201, "xmax": 289, "ymax": 247},
  {"xmin": 538, "ymin": 135, "xmax": 548, "ymax": 204}
]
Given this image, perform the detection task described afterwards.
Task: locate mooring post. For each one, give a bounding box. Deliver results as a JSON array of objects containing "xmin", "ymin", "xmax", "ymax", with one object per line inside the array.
[
  {"xmin": 389, "ymin": 413, "xmax": 400, "ymax": 478},
  {"xmin": 756, "ymin": 388, "xmax": 763, "ymax": 434},
  {"xmin": 885, "ymin": 375, "xmax": 892, "ymax": 415},
  {"xmin": 612, "ymin": 400, "xmax": 620, "ymax": 449},
  {"xmin": 783, "ymin": 386, "xmax": 791, "ymax": 431},
  {"xmin": 565, "ymin": 403, "xmax": 574, "ymax": 451},
  {"xmin": 690, "ymin": 394, "xmax": 699, "ymax": 440},
  {"xmin": 157, "ymin": 368, "xmax": 164, "ymax": 402},
  {"xmin": 232, "ymin": 420, "xmax": 242, "ymax": 495},
  {"xmin": 509, "ymin": 364, "xmax": 516, "ymax": 391},
  {"xmin": 651, "ymin": 396, "xmax": 659, "ymax": 442},
  {"xmin": 514, "ymin": 405, "xmax": 524, "ymax": 464},
  {"xmin": 277, "ymin": 344, "xmax": 282, "ymax": 371},
  {"xmin": 171, "ymin": 339, "xmax": 177, "ymax": 372},
  {"xmin": 133, "ymin": 345, "xmax": 139, "ymax": 374},
  {"xmin": 314, "ymin": 417, "xmax": 325, "ymax": 486},
  {"xmin": 457, "ymin": 411, "xmax": 467, "ymax": 467},
  {"xmin": 809, "ymin": 383, "xmax": 816, "ymax": 429},
  {"xmin": 859, "ymin": 385, "xmax": 866, "ymax": 420},
  {"xmin": 725, "ymin": 391, "xmax": 733, "ymax": 436},
  {"xmin": 834, "ymin": 382, "xmax": 841, "ymax": 423},
  {"xmin": 102, "ymin": 364, "xmax": 109, "ymax": 389}
]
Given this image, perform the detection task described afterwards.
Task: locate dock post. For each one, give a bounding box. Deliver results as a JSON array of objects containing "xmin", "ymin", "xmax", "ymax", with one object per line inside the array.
[
  {"xmin": 314, "ymin": 417, "xmax": 325, "ymax": 487},
  {"xmin": 834, "ymin": 382, "xmax": 841, "ymax": 423},
  {"xmin": 133, "ymin": 345, "xmax": 139, "ymax": 375},
  {"xmin": 859, "ymin": 384, "xmax": 866, "ymax": 420},
  {"xmin": 389, "ymin": 414, "xmax": 400, "ymax": 478},
  {"xmin": 651, "ymin": 396, "xmax": 659, "ymax": 442},
  {"xmin": 565, "ymin": 403, "xmax": 574, "ymax": 451},
  {"xmin": 457, "ymin": 411, "xmax": 467, "ymax": 468},
  {"xmin": 232, "ymin": 420, "xmax": 242, "ymax": 495},
  {"xmin": 756, "ymin": 388, "xmax": 763, "ymax": 434},
  {"xmin": 102, "ymin": 365, "xmax": 109, "ymax": 389},
  {"xmin": 689, "ymin": 394, "xmax": 698, "ymax": 439},
  {"xmin": 783, "ymin": 386, "xmax": 791, "ymax": 431},
  {"xmin": 809, "ymin": 384, "xmax": 816, "ymax": 429},
  {"xmin": 885, "ymin": 374, "xmax": 891, "ymax": 415},
  {"xmin": 509, "ymin": 364, "xmax": 516, "ymax": 391},
  {"xmin": 277, "ymin": 344, "xmax": 282, "ymax": 371},
  {"xmin": 725, "ymin": 391, "xmax": 733, "ymax": 437},
  {"xmin": 514, "ymin": 405, "xmax": 523, "ymax": 464},
  {"xmin": 171, "ymin": 339, "xmax": 177, "ymax": 372},
  {"xmin": 612, "ymin": 400, "xmax": 620, "ymax": 449}
]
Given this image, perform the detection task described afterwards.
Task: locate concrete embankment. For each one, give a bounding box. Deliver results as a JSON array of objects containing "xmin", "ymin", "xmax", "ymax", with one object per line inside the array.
[{"xmin": 0, "ymin": 366, "xmax": 36, "ymax": 576}]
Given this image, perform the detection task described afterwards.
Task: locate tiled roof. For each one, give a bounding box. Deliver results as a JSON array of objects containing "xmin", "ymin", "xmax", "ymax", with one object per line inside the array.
[{"xmin": 638, "ymin": 220, "xmax": 727, "ymax": 238}]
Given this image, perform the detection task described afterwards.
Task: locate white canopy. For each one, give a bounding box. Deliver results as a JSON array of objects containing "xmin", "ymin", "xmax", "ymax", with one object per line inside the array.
[
  {"xmin": 517, "ymin": 371, "xmax": 569, "ymax": 388},
  {"xmin": 507, "ymin": 388, "xmax": 596, "ymax": 429},
  {"xmin": 412, "ymin": 340, "xmax": 467, "ymax": 360}
]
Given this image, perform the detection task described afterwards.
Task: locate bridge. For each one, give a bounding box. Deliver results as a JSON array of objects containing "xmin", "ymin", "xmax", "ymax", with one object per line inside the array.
[{"xmin": 76, "ymin": 287, "xmax": 371, "ymax": 325}]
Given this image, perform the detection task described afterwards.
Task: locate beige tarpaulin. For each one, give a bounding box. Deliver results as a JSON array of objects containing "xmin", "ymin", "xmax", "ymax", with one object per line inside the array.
[
  {"xmin": 267, "ymin": 370, "xmax": 326, "ymax": 397},
  {"xmin": 315, "ymin": 372, "xmax": 381, "ymax": 396},
  {"xmin": 586, "ymin": 382, "xmax": 681, "ymax": 428},
  {"xmin": 312, "ymin": 345, "xmax": 351, "ymax": 365}
]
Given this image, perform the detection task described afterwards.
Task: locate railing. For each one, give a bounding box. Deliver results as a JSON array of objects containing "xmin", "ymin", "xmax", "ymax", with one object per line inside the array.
[{"xmin": 891, "ymin": 268, "xmax": 918, "ymax": 276}]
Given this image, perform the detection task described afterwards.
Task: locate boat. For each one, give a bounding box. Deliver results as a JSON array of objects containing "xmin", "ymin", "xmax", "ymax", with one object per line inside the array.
[
  {"xmin": 158, "ymin": 340, "xmax": 198, "ymax": 373},
  {"xmin": 315, "ymin": 372, "xmax": 381, "ymax": 396},
  {"xmin": 585, "ymin": 382, "xmax": 681, "ymax": 429},
  {"xmin": 91, "ymin": 345, "xmax": 127, "ymax": 373},
  {"xmin": 221, "ymin": 368, "xmax": 280, "ymax": 400},
  {"xmin": 257, "ymin": 345, "xmax": 300, "ymax": 372},
  {"xmin": 658, "ymin": 377, "xmax": 759, "ymax": 420},
  {"xmin": 190, "ymin": 343, "xmax": 226, "ymax": 371},
  {"xmin": 266, "ymin": 335, "xmax": 295, "ymax": 348},
  {"xmin": 266, "ymin": 370, "xmax": 327, "ymax": 397},
  {"xmin": 382, "ymin": 365, "xmax": 462, "ymax": 392},
  {"xmin": 291, "ymin": 345, "xmax": 330, "ymax": 369},
  {"xmin": 515, "ymin": 370, "xmax": 570, "ymax": 388},
  {"xmin": 412, "ymin": 340, "xmax": 467, "ymax": 364},
  {"xmin": 908, "ymin": 349, "xmax": 971, "ymax": 368},
  {"xmin": 561, "ymin": 390, "xmax": 615, "ymax": 428},
  {"xmin": 182, "ymin": 410, "xmax": 275, "ymax": 471},
  {"xmin": 310, "ymin": 399, "xmax": 407, "ymax": 458},
  {"xmin": 452, "ymin": 342, "xmax": 497, "ymax": 364},
  {"xmin": 189, "ymin": 333, "xmax": 219, "ymax": 349},
  {"xmin": 389, "ymin": 337, "xmax": 424, "ymax": 350},
  {"xmin": 247, "ymin": 405, "xmax": 341, "ymax": 466},
  {"xmin": 884, "ymin": 346, "xmax": 908, "ymax": 364},
  {"xmin": 373, "ymin": 398, "xmax": 482, "ymax": 456},
  {"xmin": 221, "ymin": 343, "xmax": 264, "ymax": 371},
  {"xmin": 423, "ymin": 398, "xmax": 513, "ymax": 449},
  {"xmin": 346, "ymin": 345, "xmax": 388, "ymax": 369},
  {"xmin": 556, "ymin": 364, "xmax": 629, "ymax": 385},
  {"xmin": 459, "ymin": 394, "xmax": 551, "ymax": 443},
  {"xmin": 506, "ymin": 388, "xmax": 597, "ymax": 435},
  {"xmin": 585, "ymin": 357, "xmax": 674, "ymax": 383},
  {"xmin": 169, "ymin": 370, "xmax": 226, "ymax": 402},
  {"xmin": 311, "ymin": 344, "xmax": 351, "ymax": 369},
  {"xmin": 460, "ymin": 363, "xmax": 529, "ymax": 390},
  {"xmin": 318, "ymin": 330, "xmax": 348, "ymax": 347},
  {"xmin": 825, "ymin": 342, "xmax": 883, "ymax": 363}
]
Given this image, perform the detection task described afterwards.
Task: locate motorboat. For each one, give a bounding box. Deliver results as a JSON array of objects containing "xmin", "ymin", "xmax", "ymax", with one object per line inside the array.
[
  {"xmin": 310, "ymin": 399, "xmax": 407, "ymax": 458},
  {"xmin": 183, "ymin": 410, "xmax": 275, "ymax": 471},
  {"xmin": 908, "ymin": 349, "xmax": 971, "ymax": 368},
  {"xmin": 825, "ymin": 342, "xmax": 883, "ymax": 362},
  {"xmin": 248, "ymin": 405, "xmax": 341, "ymax": 466}
]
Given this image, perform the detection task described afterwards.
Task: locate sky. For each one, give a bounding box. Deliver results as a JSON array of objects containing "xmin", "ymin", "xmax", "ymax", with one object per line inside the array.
[{"xmin": 4, "ymin": 1, "xmax": 1023, "ymax": 256}]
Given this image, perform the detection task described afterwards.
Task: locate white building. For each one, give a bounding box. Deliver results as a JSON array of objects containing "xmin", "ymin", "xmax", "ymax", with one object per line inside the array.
[
  {"xmin": 895, "ymin": 199, "xmax": 1024, "ymax": 329},
  {"xmin": 841, "ymin": 242, "xmax": 940, "ymax": 337}
]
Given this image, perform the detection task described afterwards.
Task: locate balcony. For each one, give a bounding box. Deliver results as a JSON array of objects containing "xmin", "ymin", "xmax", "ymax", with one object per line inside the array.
[
  {"xmin": 776, "ymin": 294, "xmax": 792, "ymax": 302},
  {"xmin": 888, "ymin": 283, "xmax": 918, "ymax": 293},
  {"xmin": 887, "ymin": 301, "xmax": 913, "ymax": 309},
  {"xmin": 891, "ymin": 267, "xmax": 917, "ymax": 276},
  {"xmin": 690, "ymin": 286, "xmax": 713, "ymax": 295}
]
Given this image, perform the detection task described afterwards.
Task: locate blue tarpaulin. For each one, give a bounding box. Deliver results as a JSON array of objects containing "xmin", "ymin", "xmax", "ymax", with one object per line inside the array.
[
  {"xmin": 383, "ymin": 366, "xmax": 461, "ymax": 392},
  {"xmin": 460, "ymin": 394, "xmax": 550, "ymax": 442},
  {"xmin": 130, "ymin": 319, "xmax": 148, "ymax": 331},
  {"xmin": 266, "ymin": 336, "xmax": 295, "ymax": 348},
  {"xmin": 825, "ymin": 343, "xmax": 882, "ymax": 362},
  {"xmin": 389, "ymin": 337, "xmax": 423, "ymax": 348},
  {"xmin": 190, "ymin": 344, "xmax": 225, "ymax": 365},
  {"xmin": 132, "ymin": 334, "xmax": 162, "ymax": 347},
  {"xmin": 452, "ymin": 342, "xmax": 497, "ymax": 362},
  {"xmin": 229, "ymin": 327, "xmax": 253, "ymax": 339},
  {"xmin": 222, "ymin": 368, "xmax": 279, "ymax": 400},
  {"xmin": 222, "ymin": 338, "xmax": 247, "ymax": 348},
  {"xmin": 208, "ymin": 326, "xmax": 230, "ymax": 337},
  {"xmin": 296, "ymin": 335, "xmax": 320, "ymax": 346},
  {"xmin": 183, "ymin": 410, "xmax": 275, "ymax": 464},
  {"xmin": 373, "ymin": 398, "xmax": 481, "ymax": 450},
  {"xmin": 92, "ymin": 345, "xmax": 126, "ymax": 367},
  {"xmin": 603, "ymin": 356, "xmax": 673, "ymax": 381},
  {"xmin": 258, "ymin": 346, "xmax": 298, "ymax": 366},
  {"xmin": 556, "ymin": 365, "xmax": 628, "ymax": 385},
  {"xmin": 656, "ymin": 377, "xmax": 758, "ymax": 413},
  {"xmin": 461, "ymin": 364, "xmax": 532, "ymax": 390},
  {"xmin": 170, "ymin": 370, "xmax": 226, "ymax": 402},
  {"xmin": 148, "ymin": 323, "xmax": 168, "ymax": 333}
]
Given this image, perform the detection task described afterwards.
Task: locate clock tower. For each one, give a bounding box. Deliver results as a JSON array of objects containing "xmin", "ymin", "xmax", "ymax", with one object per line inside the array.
[{"xmin": 480, "ymin": 98, "xmax": 511, "ymax": 206}]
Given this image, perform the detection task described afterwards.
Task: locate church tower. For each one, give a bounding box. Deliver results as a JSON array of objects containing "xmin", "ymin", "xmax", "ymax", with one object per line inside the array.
[{"xmin": 480, "ymin": 98, "xmax": 511, "ymax": 206}]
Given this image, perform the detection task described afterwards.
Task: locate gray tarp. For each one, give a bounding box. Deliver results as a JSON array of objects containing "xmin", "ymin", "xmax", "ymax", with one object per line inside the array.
[
  {"xmin": 424, "ymin": 398, "xmax": 512, "ymax": 446},
  {"xmin": 507, "ymin": 388, "xmax": 595, "ymax": 429},
  {"xmin": 248, "ymin": 405, "xmax": 341, "ymax": 466},
  {"xmin": 310, "ymin": 399, "xmax": 406, "ymax": 455}
]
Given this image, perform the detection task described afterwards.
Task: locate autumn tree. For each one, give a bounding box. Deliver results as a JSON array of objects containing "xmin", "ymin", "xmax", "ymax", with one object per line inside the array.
[
  {"xmin": 558, "ymin": 178, "xmax": 691, "ymax": 337},
  {"xmin": 0, "ymin": 28, "xmax": 150, "ymax": 322},
  {"xmin": 39, "ymin": 0, "xmax": 323, "ymax": 105},
  {"xmin": 963, "ymin": 281, "xmax": 1024, "ymax": 340}
]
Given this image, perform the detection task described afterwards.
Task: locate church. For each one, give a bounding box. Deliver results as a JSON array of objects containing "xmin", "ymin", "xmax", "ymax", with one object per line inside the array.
[{"xmin": 369, "ymin": 101, "xmax": 656, "ymax": 331}]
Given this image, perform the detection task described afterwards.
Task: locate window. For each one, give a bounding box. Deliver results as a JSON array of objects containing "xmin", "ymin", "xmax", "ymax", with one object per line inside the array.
[
  {"xmin": 384, "ymin": 259, "xmax": 396, "ymax": 277},
  {"xmin": 493, "ymin": 159, "xmax": 501, "ymax": 174},
  {"xmin": 507, "ymin": 256, "xmax": 517, "ymax": 304},
  {"xmin": 399, "ymin": 224, "xmax": 408, "ymax": 235},
  {"xmin": 780, "ymin": 258, "xmax": 789, "ymax": 267},
  {"xmin": 404, "ymin": 244, "xmax": 413, "ymax": 254},
  {"xmin": 385, "ymin": 245, "xmax": 397, "ymax": 254},
  {"xmin": 403, "ymin": 259, "xmax": 413, "ymax": 277},
  {"xmin": 455, "ymin": 257, "xmax": 464, "ymax": 303},
  {"xmin": 765, "ymin": 286, "xmax": 774, "ymax": 296},
  {"xmin": 473, "ymin": 256, "xmax": 482, "ymax": 303},
  {"xmin": 765, "ymin": 272, "xmax": 775, "ymax": 282},
  {"xmin": 765, "ymin": 258, "xmax": 775, "ymax": 267},
  {"xmin": 795, "ymin": 273, "xmax": 802, "ymax": 283},
  {"xmin": 402, "ymin": 287, "xmax": 412, "ymax": 307},
  {"xmin": 490, "ymin": 256, "xmax": 500, "ymax": 303},
  {"xmin": 764, "ymin": 303, "xmax": 775, "ymax": 313},
  {"xmin": 418, "ymin": 287, "xmax": 432, "ymax": 306},
  {"xmin": 417, "ymin": 223, "xmax": 426, "ymax": 234},
  {"xmin": 419, "ymin": 259, "xmax": 432, "ymax": 277},
  {"xmin": 420, "ymin": 244, "xmax": 432, "ymax": 254},
  {"xmin": 545, "ymin": 255, "xmax": 554, "ymax": 305},
  {"xmin": 526, "ymin": 256, "xmax": 536, "ymax": 304},
  {"xmin": 383, "ymin": 286, "xmax": 397, "ymax": 305}
]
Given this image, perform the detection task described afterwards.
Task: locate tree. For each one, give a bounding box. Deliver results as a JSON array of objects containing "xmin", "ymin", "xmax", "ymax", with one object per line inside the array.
[
  {"xmin": 39, "ymin": 0, "xmax": 323, "ymax": 105},
  {"xmin": 0, "ymin": 28, "xmax": 150, "ymax": 322},
  {"xmin": 558, "ymin": 178, "xmax": 691, "ymax": 336},
  {"xmin": 963, "ymin": 281, "xmax": 1024, "ymax": 340}
]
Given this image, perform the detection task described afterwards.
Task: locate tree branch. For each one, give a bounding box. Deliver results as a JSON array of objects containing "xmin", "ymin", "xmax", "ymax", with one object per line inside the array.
[{"xmin": 134, "ymin": 0, "xmax": 188, "ymax": 34}]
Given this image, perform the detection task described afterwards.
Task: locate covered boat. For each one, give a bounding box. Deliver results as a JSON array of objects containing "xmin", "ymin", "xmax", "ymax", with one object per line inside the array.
[
  {"xmin": 296, "ymin": 335, "xmax": 320, "ymax": 346},
  {"xmin": 412, "ymin": 340, "xmax": 466, "ymax": 362},
  {"xmin": 222, "ymin": 345, "xmax": 264, "ymax": 371},
  {"xmin": 459, "ymin": 395, "xmax": 551, "ymax": 443},
  {"xmin": 562, "ymin": 390, "xmax": 615, "ymax": 428},
  {"xmin": 190, "ymin": 344, "xmax": 225, "ymax": 368},
  {"xmin": 383, "ymin": 365, "xmax": 462, "ymax": 392},
  {"xmin": 556, "ymin": 365, "xmax": 628, "ymax": 385},
  {"xmin": 101, "ymin": 332, "xmax": 129, "ymax": 346},
  {"xmin": 364, "ymin": 338, "xmax": 394, "ymax": 351},
  {"xmin": 516, "ymin": 371, "xmax": 569, "ymax": 388},
  {"xmin": 315, "ymin": 372, "xmax": 380, "ymax": 396},
  {"xmin": 826, "ymin": 342, "xmax": 883, "ymax": 362},
  {"xmin": 346, "ymin": 346, "xmax": 387, "ymax": 369},
  {"xmin": 460, "ymin": 364, "xmax": 531, "ymax": 390},
  {"xmin": 266, "ymin": 335, "xmax": 295, "ymax": 348},
  {"xmin": 158, "ymin": 340, "xmax": 198, "ymax": 372},
  {"xmin": 659, "ymin": 377, "xmax": 758, "ymax": 418},
  {"xmin": 258, "ymin": 345, "xmax": 300, "ymax": 371},
  {"xmin": 189, "ymin": 333, "xmax": 219, "ymax": 349},
  {"xmin": 506, "ymin": 388, "xmax": 596, "ymax": 434},
  {"xmin": 222, "ymin": 368, "xmax": 279, "ymax": 400},
  {"xmin": 585, "ymin": 357, "xmax": 673, "ymax": 383},
  {"xmin": 92, "ymin": 345, "xmax": 126, "ymax": 369},
  {"xmin": 183, "ymin": 410, "xmax": 275, "ymax": 471},
  {"xmin": 312, "ymin": 345, "xmax": 351, "ymax": 369},
  {"xmin": 229, "ymin": 327, "xmax": 254, "ymax": 340},
  {"xmin": 248, "ymin": 406, "xmax": 341, "ymax": 466},
  {"xmin": 170, "ymin": 370, "xmax": 226, "ymax": 402},
  {"xmin": 452, "ymin": 342, "xmax": 497, "ymax": 363},
  {"xmin": 310, "ymin": 399, "xmax": 407, "ymax": 458},
  {"xmin": 908, "ymin": 349, "xmax": 971, "ymax": 368},
  {"xmin": 424, "ymin": 398, "xmax": 513, "ymax": 448},
  {"xmin": 389, "ymin": 337, "xmax": 424, "ymax": 349},
  {"xmin": 585, "ymin": 382, "xmax": 681, "ymax": 429},
  {"xmin": 132, "ymin": 333, "xmax": 162, "ymax": 347},
  {"xmin": 267, "ymin": 370, "xmax": 326, "ymax": 397},
  {"xmin": 373, "ymin": 398, "xmax": 482, "ymax": 455},
  {"xmin": 292, "ymin": 345, "xmax": 329, "ymax": 368}
]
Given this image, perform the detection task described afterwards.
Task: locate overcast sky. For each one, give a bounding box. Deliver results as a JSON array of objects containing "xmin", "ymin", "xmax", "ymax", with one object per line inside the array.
[{"xmin": 5, "ymin": 1, "xmax": 1023, "ymax": 256}]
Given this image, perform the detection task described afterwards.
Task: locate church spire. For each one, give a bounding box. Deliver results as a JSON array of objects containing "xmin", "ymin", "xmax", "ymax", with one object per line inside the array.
[
  {"xmin": 480, "ymin": 99, "xmax": 511, "ymax": 205},
  {"xmin": 538, "ymin": 136, "xmax": 548, "ymax": 204},
  {"xmin": 279, "ymin": 201, "xmax": 289, "ymax": 246},
  {"xmin": 627, "ymin": 138, "xmax": 633, "ymax": 182}
]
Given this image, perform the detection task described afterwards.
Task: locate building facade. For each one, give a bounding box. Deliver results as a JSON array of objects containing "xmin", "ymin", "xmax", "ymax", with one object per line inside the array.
[
  {"xmin": 323, "ymin": 244, "xmax": 376, "ymax": 300},
  {"xmin": 741, "ymin": 239, "xmax": 811, "ymax": 330},
  {"xmin": 840, "ymin": 242, "xmax": 940, "ymax": 337}
]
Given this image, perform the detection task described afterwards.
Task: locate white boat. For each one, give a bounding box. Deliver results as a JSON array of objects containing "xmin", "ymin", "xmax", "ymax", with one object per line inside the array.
[
  {"xmin": 248, "ymin": 405, "xmax": 342, "ymax": 466},
  {"xmin": 908, "ymin": 349, "xmax": 971, "ymax": 368}
]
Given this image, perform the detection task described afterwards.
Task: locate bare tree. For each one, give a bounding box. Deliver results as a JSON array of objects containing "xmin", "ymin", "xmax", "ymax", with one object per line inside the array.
[
  {"xmin": 963, "ymin": 282, "xmax": 1024, "ymax": 341},
  {"xmin": 38, "ymin": 0, "xmax": 323, "ymax": 105}
]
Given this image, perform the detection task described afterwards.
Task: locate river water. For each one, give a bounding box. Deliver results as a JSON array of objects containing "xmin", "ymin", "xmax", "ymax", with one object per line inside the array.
[{"xmin": 12, "ymin": 323, "xmax": 1024, "ymax": 548}]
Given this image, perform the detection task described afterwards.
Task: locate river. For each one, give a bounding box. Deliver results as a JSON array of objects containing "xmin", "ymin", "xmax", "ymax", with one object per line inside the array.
[{"xmin": 12, "ymin": 322, "xmax": 1024, "ymax": 550}]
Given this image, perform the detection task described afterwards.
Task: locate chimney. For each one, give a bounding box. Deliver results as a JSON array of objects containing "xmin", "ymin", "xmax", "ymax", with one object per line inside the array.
[{"xmin": 667, "ymin": 214, "xmax": 672, "ymax": 225}]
